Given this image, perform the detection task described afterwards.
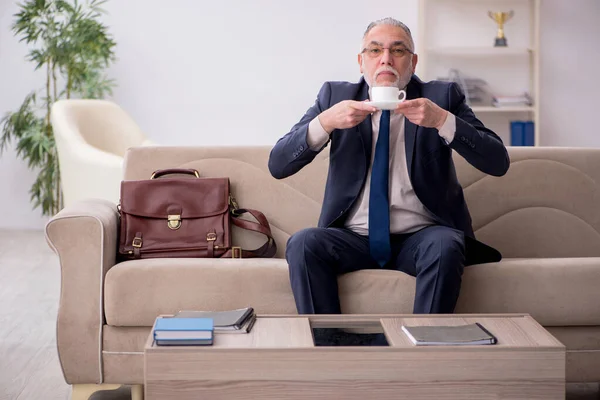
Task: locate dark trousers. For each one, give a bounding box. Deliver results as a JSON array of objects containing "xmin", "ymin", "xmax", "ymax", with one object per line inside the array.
[{"xmin": 286, "ymin": 225, "xmax": 466, "ymax": 314}]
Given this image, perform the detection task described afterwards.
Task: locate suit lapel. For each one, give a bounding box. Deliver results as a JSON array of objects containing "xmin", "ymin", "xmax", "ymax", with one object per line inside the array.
[
  {"xmin": 356, "ymin": 80, "xmax": 372, "ymax": 168},
  {"xmin": 404, "ymin": 77, "xmax": 421, "ymax": 177}
]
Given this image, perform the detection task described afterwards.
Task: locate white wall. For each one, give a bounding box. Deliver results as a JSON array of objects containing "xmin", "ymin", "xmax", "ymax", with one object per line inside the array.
[
  {"xmin": 539, "ymin": 0, "xmax": 600, "ymax": 146},
  {"xmin": 103, "ymin": 0, "xmax": 419, "ymax": 146},
  {"xmin": 0, "ymin": 1, "xmax": 50, "ymax": 229},
  {"xmin": 0, "ymin": 0, "xmax": 599, "ymax": 229}
]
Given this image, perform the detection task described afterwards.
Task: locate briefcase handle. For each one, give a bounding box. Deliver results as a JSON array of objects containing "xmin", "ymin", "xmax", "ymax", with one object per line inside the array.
[{"xmin": 150, "ymin": 169, "xmax": 200, "ymax": 179}]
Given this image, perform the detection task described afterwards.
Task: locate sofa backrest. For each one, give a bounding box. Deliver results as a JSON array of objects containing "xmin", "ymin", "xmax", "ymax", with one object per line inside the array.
[{"xmin": 124, "ymin": 146, "xmax": 600, "ymax": 259}]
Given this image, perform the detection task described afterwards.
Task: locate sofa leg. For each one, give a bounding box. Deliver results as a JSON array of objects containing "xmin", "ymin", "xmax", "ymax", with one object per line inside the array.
[
  {"xmin": 71, "ymin": 384, "xmax": 122, "ymax": 400},
  {"xmin": 131, "ymin": 384, "xmax": 144, "ymax": 400}
]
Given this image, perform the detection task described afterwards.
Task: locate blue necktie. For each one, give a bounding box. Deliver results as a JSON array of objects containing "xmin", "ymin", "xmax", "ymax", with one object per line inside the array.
[{"xmin": 369, "ymin": 110, "xmax": 391, "ymax": 267}]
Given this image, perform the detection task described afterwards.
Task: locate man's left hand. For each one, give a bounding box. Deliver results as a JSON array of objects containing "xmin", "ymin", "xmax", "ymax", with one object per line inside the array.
[{"xmin": 395, "ymin": 98, "xmax": 448, "ymax": 130}]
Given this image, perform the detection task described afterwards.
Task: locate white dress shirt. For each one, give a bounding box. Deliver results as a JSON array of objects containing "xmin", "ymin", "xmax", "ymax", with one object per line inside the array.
[{"xmin": 306, "ymin": 105, "xmax": 456, "ymax": 235}]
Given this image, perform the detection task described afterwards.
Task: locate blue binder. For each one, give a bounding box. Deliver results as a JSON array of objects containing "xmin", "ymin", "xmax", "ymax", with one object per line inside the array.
[
  {"xmin": 510, "ymin": 121, "xmax": 535, "ymax": 146},
  {"xmin": 510, "ymin": 121, "xmax": 524, "ymax": 146},
  {"xmin": 523, "ymin": 121, "xmax": 535, "ymax": 146}
]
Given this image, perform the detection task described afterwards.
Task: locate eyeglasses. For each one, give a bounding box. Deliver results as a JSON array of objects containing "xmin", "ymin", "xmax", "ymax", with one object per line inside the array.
[{"xmin": 361, "ymin": 45, "xmax": 414, "ymax": 59}]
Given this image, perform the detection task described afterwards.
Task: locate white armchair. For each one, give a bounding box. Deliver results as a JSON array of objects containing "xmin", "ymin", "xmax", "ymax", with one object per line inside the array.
[{"xmin": 51, "ymin": 99, "xmax": 152, "ymax": 207}]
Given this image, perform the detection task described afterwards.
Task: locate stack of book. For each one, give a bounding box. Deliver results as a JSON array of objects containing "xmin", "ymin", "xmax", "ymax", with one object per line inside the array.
[
  {"xmin": 174, "ymin": 307, "xmax": 256, "ymax": 334},
  {"xmin": 153, "ymin": 317, "xmax": 213, "ymax": 346}
]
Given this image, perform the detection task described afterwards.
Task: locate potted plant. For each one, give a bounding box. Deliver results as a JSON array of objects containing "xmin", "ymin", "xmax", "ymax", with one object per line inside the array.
[{"xmin": 0, "ymin": 0, "xmax": 116, "ymax": 216}]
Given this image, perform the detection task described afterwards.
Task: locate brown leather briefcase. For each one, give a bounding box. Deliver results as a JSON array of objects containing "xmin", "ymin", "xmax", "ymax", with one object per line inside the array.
[{"xmin": 118, "ymin": 168, "xmax": 276, "ymax": 260}]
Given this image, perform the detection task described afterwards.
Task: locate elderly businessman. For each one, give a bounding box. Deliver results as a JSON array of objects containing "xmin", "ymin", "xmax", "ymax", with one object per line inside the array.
[{"xmin": 268, "ymin": 17, "xmax": 510, "ymax": 316}]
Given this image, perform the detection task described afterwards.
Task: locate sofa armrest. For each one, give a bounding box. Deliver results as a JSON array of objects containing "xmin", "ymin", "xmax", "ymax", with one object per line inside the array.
[{"xmin": 45, "ymin": 199, "xmax": 119, "ymax": 384}]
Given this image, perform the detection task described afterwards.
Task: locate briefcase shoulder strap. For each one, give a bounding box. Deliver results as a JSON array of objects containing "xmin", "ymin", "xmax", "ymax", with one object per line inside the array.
[{"xmin": 223, "ymin": 208, "xmax": 277, "ymax": 258}]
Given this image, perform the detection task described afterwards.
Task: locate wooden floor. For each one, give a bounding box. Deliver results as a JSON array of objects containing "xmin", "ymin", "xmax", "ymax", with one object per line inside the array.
[
  {"xmin": 0, "ymin": 229, "xmax": 598, "ymax": 400},
  {"xmin": 0, "ymin": 230, "xmax": 132, "ymax": 400}
]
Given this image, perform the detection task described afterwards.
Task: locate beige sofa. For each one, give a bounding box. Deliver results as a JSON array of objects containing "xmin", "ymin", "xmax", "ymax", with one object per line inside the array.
[{"xmin": 46, "ymin": 145, "xmax": 600, "ymax": 396}]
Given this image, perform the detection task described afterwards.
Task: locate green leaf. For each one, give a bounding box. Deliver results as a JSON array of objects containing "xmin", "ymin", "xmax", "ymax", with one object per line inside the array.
[
  {"xmin": 4, "ymin": 0, "xmax": 117, "ymax": 216},
  {"xmin": 0, "ymin": 93, "xmax": 38, "ymax": 153},
  {"xmin": 29, "ymin": 158, "xmax": 58, "ymax": 215}
]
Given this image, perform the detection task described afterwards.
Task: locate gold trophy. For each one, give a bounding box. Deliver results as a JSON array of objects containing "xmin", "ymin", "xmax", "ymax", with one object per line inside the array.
[{"xmin": 488, "ymin": 11, "xmax": 514, "ymax": 47}]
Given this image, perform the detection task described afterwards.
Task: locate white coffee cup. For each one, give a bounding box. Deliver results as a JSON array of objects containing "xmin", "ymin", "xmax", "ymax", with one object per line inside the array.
[{"xmin": 371, "ymin": 86, "xmax": 407, "ymax": 102}]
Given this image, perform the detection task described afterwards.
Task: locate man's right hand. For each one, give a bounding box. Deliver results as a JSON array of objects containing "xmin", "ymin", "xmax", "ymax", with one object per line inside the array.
[{"xmin": 318, "ymin": 100, "xmax": 378, "ymax": 134}]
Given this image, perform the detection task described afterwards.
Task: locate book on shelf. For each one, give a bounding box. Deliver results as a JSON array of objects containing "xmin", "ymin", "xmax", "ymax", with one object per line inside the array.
[
  {"xmin": 510, "ymin": 121, "xmax": 534, "ymax": 146},
  {"xmin": 153, "ymin": 317, "xmax": 213, "ymax": 346},
  {"xmin": 401, "ymin": 323, "xmax": 498, "ymax": 346},
  {"xmin": 492, "ymin": 93, "xmax": 532, "ymax": 107},
  {"xmin": 174, "ymin": 307, "xmax": 256, "ymax": 334}
]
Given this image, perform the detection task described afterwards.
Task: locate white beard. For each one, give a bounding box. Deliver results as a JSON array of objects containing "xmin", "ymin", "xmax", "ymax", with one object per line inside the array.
[{"xmin": 363, "ymin": 60, "xmax": 413, "ymax": 89}]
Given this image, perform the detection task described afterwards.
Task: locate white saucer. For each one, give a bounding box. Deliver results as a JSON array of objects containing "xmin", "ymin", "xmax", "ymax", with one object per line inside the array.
[{"xmin": 365, "ymin": 100, "xmax": 405, "ymax": 110}]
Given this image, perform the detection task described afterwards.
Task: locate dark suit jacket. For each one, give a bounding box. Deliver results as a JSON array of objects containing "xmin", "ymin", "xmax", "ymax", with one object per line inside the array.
[{"xmin": 268, "ymin": 75, "xmax": 510, "ymax": 265}]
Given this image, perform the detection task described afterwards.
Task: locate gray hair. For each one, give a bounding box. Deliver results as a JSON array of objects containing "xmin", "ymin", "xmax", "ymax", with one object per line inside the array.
[{"xmin": 363, "ymin": 18, "xmax": 414, "ymax": 51}]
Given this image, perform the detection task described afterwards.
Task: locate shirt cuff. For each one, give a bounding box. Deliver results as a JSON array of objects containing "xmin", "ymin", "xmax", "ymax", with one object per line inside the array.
[
  {"xmin": 438, "ymin": 113, "xmax": 456, "ymax": 144},
  {"xmin": 306, "ymin": 116, "xmax": 330, "ymax": 150}
]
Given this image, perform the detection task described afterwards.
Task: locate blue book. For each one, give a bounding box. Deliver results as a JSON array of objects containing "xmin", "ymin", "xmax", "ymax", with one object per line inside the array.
[
  {"xmin": 154, "ymin": 317, "xmax": 213, "ymax": 341},
  {"xmin": 523, "ymin": 121, "xmax": 535, "ymax": 146},
  {"xmin": 510, "ymin": 121, "xmax": 524, "ymax": 146}
]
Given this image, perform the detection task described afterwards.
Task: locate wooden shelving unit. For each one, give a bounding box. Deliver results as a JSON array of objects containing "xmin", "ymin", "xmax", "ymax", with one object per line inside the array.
[{"xmin": 417, "ymin": 0, "xmax": 541, "ymax": 145}]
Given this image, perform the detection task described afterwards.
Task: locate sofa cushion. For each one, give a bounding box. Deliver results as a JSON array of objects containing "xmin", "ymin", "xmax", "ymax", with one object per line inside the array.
[{"xmin": 104, "ymin": 257, "xmax": 600, "ymax": 327}]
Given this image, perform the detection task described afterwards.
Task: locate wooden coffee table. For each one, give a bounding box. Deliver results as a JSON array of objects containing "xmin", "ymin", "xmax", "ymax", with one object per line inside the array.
[{"xmin": 144, "ymin": 314, "xmax": 565, "ymax": 399}]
